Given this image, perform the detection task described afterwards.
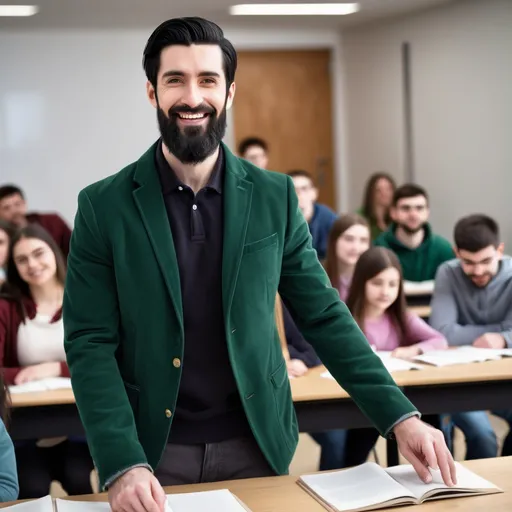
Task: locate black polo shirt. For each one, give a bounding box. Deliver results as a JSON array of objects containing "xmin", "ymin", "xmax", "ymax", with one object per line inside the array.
[{"xmin": 154, "ymin": 141, "xmax": 251, "ymax": 444}]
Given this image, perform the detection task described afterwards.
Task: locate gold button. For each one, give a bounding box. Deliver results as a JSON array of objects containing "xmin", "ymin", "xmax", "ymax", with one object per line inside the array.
[
  {"xmin": 173, "ymin": 358, "xmax": 181, "ymax": 368},
  {"xmin": 165, "ymin": 409, "xmax": 172, "ymax": 418}
]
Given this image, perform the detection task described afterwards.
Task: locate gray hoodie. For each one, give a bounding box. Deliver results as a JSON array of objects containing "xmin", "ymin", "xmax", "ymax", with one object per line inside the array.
[{"xmin": 430, "ymin": 256, "xmax": 512, "ymax": 348}]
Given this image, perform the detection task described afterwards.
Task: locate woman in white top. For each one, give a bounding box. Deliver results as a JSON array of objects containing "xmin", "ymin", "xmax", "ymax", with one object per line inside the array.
[{"xmin": 0, "ymin": 224, "xmax": 93, "ymax": 498}]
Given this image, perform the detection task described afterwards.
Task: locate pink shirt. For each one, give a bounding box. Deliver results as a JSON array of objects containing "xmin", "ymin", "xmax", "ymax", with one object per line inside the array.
[
  {"xmin": 338, "ymin": 275, "xmax": 352, "ymax": 302},
  {"xmin": 363, "ymin": 312, "xmax": 448, "ymax": 353}
]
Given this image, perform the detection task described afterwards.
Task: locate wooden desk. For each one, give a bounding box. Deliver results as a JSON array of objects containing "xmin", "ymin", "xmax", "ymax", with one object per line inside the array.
[
  {"xmin": 408, "ymin": 305, "xmax": 431, "ymax": 318},
  {"xmin": 41, "ymin": 457, "xmax": 512, "ymax": 512},
  {"xmin": 10, "ymin": 389, "xmax": 75, "ymax": 408}
]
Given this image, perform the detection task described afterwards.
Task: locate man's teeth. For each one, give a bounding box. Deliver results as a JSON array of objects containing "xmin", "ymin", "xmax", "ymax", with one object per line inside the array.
[{"xmin": 179, "ymin": 113, "xmax": 206, "ymax": 119}]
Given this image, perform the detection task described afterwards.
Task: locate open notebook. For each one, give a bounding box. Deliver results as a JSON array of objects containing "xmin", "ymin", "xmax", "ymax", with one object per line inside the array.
[
  {"xmin": 8, "ymin": 377, "xmax": 72, "ymax": 394},
  {"xmin": 413, "ymin": 346, "xmax": 512, "ymax": 367},
  {"xmin": 298, "ymin": 462, "xmax": 502, "ymax": 512}
]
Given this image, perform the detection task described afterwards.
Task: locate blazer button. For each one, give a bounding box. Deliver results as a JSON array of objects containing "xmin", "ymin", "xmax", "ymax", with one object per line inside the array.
[
  {"xmin": 173, "ymin": 358, "xmax": 181, "ymax": 368},
  {"xmin": 165, "ymin": 409, "xmax": 172, "ymax": 418}
]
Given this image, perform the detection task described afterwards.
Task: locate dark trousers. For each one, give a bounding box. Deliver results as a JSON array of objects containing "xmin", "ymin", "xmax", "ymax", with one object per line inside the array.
[
  {"xmin": 15, "ymin": 440, "xmax": 94, "ymax": 499},
  {"xmin": 154, "ymin": 437, "xmax": 276, "ymax": 486}
]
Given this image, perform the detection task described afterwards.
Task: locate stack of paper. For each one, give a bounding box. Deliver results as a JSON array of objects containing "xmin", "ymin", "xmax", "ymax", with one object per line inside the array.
[
  {"xmin": 8, "ymin": 377, "xmax": 72, "ymax": 394},
  {"xmin": 0, "ymin": 496, "xmax": 53, "ymax": 512},
  {"xmin": 298, "ymin": 461, "xmax": 502, "ymax": 512},
  {"xmin": 413, "ymin": 347, "xmax": 505, "ymax": 367},
  {"xmin": 403, "ymin": 280, "xmax": 434, "ymax": 296},
  {"xmin": 56, "ymin": 490, "xmax": 251, "ymax": 512}
]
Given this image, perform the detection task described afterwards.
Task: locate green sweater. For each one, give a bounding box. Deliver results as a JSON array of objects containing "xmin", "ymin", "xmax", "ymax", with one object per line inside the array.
[{"xmin": 374, "ymin": 223, "xmax": 454, "ymax": 281}]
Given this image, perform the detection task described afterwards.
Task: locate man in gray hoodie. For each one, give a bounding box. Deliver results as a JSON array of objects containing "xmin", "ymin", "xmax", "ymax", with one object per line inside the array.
[{"xmin": 430, "ymin": 214, "xmax": 512, "ymax": 459}]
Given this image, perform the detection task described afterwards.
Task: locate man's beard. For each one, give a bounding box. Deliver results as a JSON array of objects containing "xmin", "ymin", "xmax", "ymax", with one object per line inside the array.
[
  {"xmin": 157, "ymin": 101, "xmax": 227, "ymax": 165},
  {"xmin": 397, "ymin": 222, "xmax": 425, "ymax": 236}
]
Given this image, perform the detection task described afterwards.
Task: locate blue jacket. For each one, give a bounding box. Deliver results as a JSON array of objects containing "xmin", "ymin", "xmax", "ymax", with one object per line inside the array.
[
  {"xmin": 308, "ymin": 203, "xmax": 337, "ymax": 260},
  {"xmin": 0, "ymin": 419, "xmax": 18, "ymax": 502}
]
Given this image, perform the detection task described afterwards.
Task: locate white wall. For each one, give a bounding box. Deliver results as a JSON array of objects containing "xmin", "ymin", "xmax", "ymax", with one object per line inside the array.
[
  {"xmin": 0, "ymin": 27, "xmax": 344, "ymax": 224},
  {"xmin": 341, "ymin": 0, "xmax": 512, "ymax": 245}
]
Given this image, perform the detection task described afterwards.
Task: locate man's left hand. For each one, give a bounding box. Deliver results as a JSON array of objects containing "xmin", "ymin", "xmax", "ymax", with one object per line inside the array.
[
  {"xmin": 473, "ymin": 333, "xmax": 505, "ymax": 349},
  {"xmin": 393, "ymin": 416, "xmax": 457, "ymax": 486}
]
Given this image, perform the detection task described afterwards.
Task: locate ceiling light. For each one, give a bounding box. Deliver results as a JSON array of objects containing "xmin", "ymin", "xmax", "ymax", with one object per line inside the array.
[
  {"xmin": 230, "ymin": 3, "xmax": 359, "ymax": 16},
  {"xmin": 0, "ymin": 5, "xmax": 38, "ymax": 17}
]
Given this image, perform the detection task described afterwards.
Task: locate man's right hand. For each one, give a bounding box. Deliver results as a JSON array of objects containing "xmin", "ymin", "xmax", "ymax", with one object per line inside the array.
[{"xmin": 108, "ymin": 468, "xmax": 167, "ymax": 512}]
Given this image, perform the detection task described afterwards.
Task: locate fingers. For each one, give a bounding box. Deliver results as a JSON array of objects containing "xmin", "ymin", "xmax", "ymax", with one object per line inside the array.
[
  {"xmin": 401, "ymin": 445, "xmax": 432, "ymax": 483},
  {"xmin": 433, "ymin": 433, "xmax": 456, "ymax": 486},
  {"xmin": 151, "ymin": 477, "xmax": 167, "ymax": 512},
  {"xmin": 136, "ymin": 482, "xmax": 161, "ymax": 512}
]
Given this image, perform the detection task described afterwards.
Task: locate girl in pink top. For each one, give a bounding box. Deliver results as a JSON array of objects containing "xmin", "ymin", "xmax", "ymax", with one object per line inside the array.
[
  {"xmin": 343, "ymin": 247, "xmax": 447, "ymax": 466},
  {"xmin": 324, "ymin": 214, "xmax": 370, "ymax": 302}
]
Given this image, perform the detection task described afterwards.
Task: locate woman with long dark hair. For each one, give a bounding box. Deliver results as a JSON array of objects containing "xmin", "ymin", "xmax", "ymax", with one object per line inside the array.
[{"xmin": 0, "ymin": 224, "xmax": 93, "ymax": 498}]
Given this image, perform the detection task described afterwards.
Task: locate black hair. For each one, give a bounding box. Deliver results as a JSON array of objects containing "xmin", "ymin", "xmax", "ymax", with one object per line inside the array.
[
  {"xmin": 287, "ymin": 169, "xmax": 315, "ymax": 185},
  {"xmin": 238, "ymin": 137, "xmax": 268, "ymax": 156},
  {"xmin": 143, "ymin": 17, "xmax": 237, "ymax": 90},
  {"xmin": 0, "ymin": 185, "xmax": 24, "ymax": 203},
  {"xmin": 454, "ymin": 214, "xmax": 500, "ymax": 252},
  {"xmin": 392, "ymin": 183, "xmax": 429, "ymax": 207}
]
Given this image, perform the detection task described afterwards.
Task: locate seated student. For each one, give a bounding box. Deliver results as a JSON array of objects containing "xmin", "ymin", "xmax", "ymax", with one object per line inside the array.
[
  {"xmin": 276, "ymin": 295, "xmax": 347, "ymax": 471},
  {"xmin": 0, "ymin": 185, "xmax": 72, "ymax": 259},
  {"xmin": 343, "ymin": 247, "xmax": 448, "ymax": 466},
  {"xmin": 324, "ymin": 214, "xmax": 371, "ymax": 301},
  {"xmin": 238, "ymin": 137, "xmax": 269, "ymax": 169},
  {"xmin": 374, "ymin": 184, "xmax": 454, "ymax": 282},
  {"xmin": 287, "ymin": 170, "xmax": 337, "ymax": 261},
  {"xmin": 0, "ymin": 220, "xmax": 15, "ymax": 286},
  {"xmin": 0, "ymin": 375, "xmax": 18, "ymax": 503},
  {"xmin": 0, "ymin": 225, "xmax": 94, "ymax": 498},
  {"xmin": 357, "ymin": 172, "xmax": 396, "ymax": 241},
  {"xmin": 430, "ymin": 214, "xmax": 512, "ymax": 459}
]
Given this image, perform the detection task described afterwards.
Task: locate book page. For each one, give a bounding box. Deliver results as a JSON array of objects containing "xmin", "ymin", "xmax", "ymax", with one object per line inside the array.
[
  {"xmin": 57, "ymin": 490, "xmax": 250, "ymax": 512},
  {"xmin": 299, "ymin": 462, "xmax": 415, "ymax": 511},
  {"xmin": 413, "ymin": 348, "xmax": 501, "ymax": 367},
  {"xmin": 2, "ymin": 496, "xmax": 53, "ymax": 512},
  {"xmin": 457, "ymin": 346, "xmax": 512, "ymax": 358},
  {"xmin": 9, "ymin": 377, "xmax": 72, "ymax": 394},
  {"xmin": 403, "ymin": 280, "xmax": 434, "ymax": 296},
  {"xmin": 385, "ymin": 462, "xmax": 502, "ymax": 502}
]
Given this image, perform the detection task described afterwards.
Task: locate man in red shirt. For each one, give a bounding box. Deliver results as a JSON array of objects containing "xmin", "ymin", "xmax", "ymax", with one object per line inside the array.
[{"xmin": 0, "ymin": 185, "xmax": 72, "ymax": 258}]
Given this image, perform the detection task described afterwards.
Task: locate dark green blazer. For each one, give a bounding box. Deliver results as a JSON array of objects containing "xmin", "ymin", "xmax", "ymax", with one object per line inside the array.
[{"xmin": 63, "ymin": 142, "xmax": 417, "ymax": 489}]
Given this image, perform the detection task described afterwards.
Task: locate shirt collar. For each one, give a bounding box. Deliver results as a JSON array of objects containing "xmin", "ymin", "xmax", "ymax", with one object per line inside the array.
[{"xmin": 155, "ymin": 139, "xmax": 224, "ymax": 195}]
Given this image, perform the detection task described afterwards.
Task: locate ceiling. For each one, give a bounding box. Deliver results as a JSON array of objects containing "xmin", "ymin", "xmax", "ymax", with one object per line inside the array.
[{"xmin": 0, "ymin": 0, "xmax": 456, "ymax": 30}]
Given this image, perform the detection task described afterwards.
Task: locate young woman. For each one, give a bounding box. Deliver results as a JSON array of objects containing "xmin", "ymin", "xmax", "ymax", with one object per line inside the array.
[
  {"xmin": 357, "ymin": 173, "xmax": 396, "ymax": 241},
  {"xmin": 0, "ymin": 225, "xmax": 94, "ymax": 499},
  {"xmin": 0, "ymin": 220, "xmax": 15, "ymax": 287},
  {"xmin": 0, "ymin": 375, "xmax": 18, "ymax": 502},
  {"xmin": 343, "ymin": 247, "xmax": 448, "ymax": 465},
  {"xmin": 324, "ymin": 214, "xmax": 371, "ymax": 301}
]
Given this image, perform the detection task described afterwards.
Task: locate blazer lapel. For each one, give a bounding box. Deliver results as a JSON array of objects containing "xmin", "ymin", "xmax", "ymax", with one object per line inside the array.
[
  {"xmin": 222, "ymin": 144, "xmax": 253, "ymax": 320},
  {"xmin": 132, "ymin": 143, "xmax": 184, "ymax": 331}
]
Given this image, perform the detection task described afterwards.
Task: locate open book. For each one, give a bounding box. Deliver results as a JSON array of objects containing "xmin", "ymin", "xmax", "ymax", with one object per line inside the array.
[
  {"xmin": 8, "ymin": 377, "xmax": 72, "ymax": 394},
  {"xmin": 298, "ymin": 462, "xmax": 502, "ymax": 512},
  {"xmin": 412, "ymin": 346, "xmax": 510, "ymax": 367}
]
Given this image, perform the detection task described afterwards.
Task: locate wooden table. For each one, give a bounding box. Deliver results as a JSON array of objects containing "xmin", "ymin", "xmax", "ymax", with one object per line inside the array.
[
  {"xmin": 9, "ymin": 359, "xmax": 512, "ymax": 450},
  {"xmin": 408, "ymin": 304, "xmax": 431, "ymax": 318},
  {"xmin": 6, "ymin": 457, "xmax": 506, "ymax": 512}
]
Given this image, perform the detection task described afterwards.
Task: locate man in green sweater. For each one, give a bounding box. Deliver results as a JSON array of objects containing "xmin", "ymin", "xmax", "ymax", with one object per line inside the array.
[{"xmin": 374, "ymin": 184, "xmax": 454, "ymax": 282}]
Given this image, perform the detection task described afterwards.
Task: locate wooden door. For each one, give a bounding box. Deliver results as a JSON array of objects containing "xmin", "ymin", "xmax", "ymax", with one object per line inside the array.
[{"xmin": 233, "ymin": 50, "xmax": 336, "ymax": 209}]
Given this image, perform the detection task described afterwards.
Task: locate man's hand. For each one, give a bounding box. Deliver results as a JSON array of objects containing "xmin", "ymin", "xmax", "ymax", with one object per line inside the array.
[
  {"xmin": 393, "ymin": 417, "xmax": 457, "ymax": 487},
  {"xmin": 473, "ymin": 333, "xmax": 505, "ymax": 349},
  {"xmin": 287, "ymin": 359, "xmax": 309, "ymax": 378},
  {"xmin": 391, "ymin": 345, "xmax": 422, "ymax": 360},
  {"xmin": 109, "ymin": 468, "xmax": 167, "ymax": 512},
  {"xmin": 14, "ymin": 362, "xmax": 62, "ymax": 385}
]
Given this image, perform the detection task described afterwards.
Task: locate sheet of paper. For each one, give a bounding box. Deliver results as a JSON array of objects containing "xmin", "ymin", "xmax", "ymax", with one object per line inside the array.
[
  {"xmin": 403, "ymin": 280, "xmax": 434, "ymax": 296},
  {"xmin": 2, "ymin": 496, "xmax": 53, "ymax": 512},
  {"xmin": 300, "ymin": 462, "xmax": 414, "ymax": 511},
  {"xmin": 56, "ymin": 490, "xmax": 249, "ymax": 512},
  {"xmin": 9, "ymin": 377, "xmax": 72, "ymax": 394},
  {"xmin": 413, "ymin": 348, "xmax": 502, "ymax": 367},
  {"xmin": 385, "ymin": 462, "xmax": 501, "ymax": 501},
  {"xmin": 457, "ymin": 346, "xmax": 512, "ymax": 358}
]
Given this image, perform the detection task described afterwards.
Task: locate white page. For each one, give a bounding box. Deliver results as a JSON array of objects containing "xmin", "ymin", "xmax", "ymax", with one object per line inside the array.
[
  {"xmin": 300, "ymin": 462, "xmax": 414, "ymax": 511},
  {"xmin": 457, "ymin": 346, "xmax": 512, "ymax": 358},
  {"xmin": 413, "ymin": 348, "xmax": 501, "ymax": 367},
  {"xmin": 9, "ymin": 378, "xmax": 72, "ymax": 394},
  {"xmin": 57, "ymin": 489, "xmax": 248, "ymax": 512},
  {"xmin": 403, "ymin": 280, "xmax": 434, "ymax": 296},
  {"xmin": 2, "ymin": 496, "xmax": 53, "ymax": 512},
  {"xmin": 385, "ymin": 462, "xmax": 500, "ymax": 502}
]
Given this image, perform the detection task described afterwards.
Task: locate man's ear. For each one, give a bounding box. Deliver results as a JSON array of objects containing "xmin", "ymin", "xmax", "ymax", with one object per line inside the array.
[
  {"xmin": 226, "ymin": 82, "xmax": 236, "ymax": 110},
  {"xmin": 146, "ymin": 80, "xmax": 158, "ymax": 109},
  {"xmin": 389, "ymin": 206, "xmax": 397, "ymax": 222},
  {"xmin": 497, "ymin": 242, "xmax": 505, "ymax": 258}
]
